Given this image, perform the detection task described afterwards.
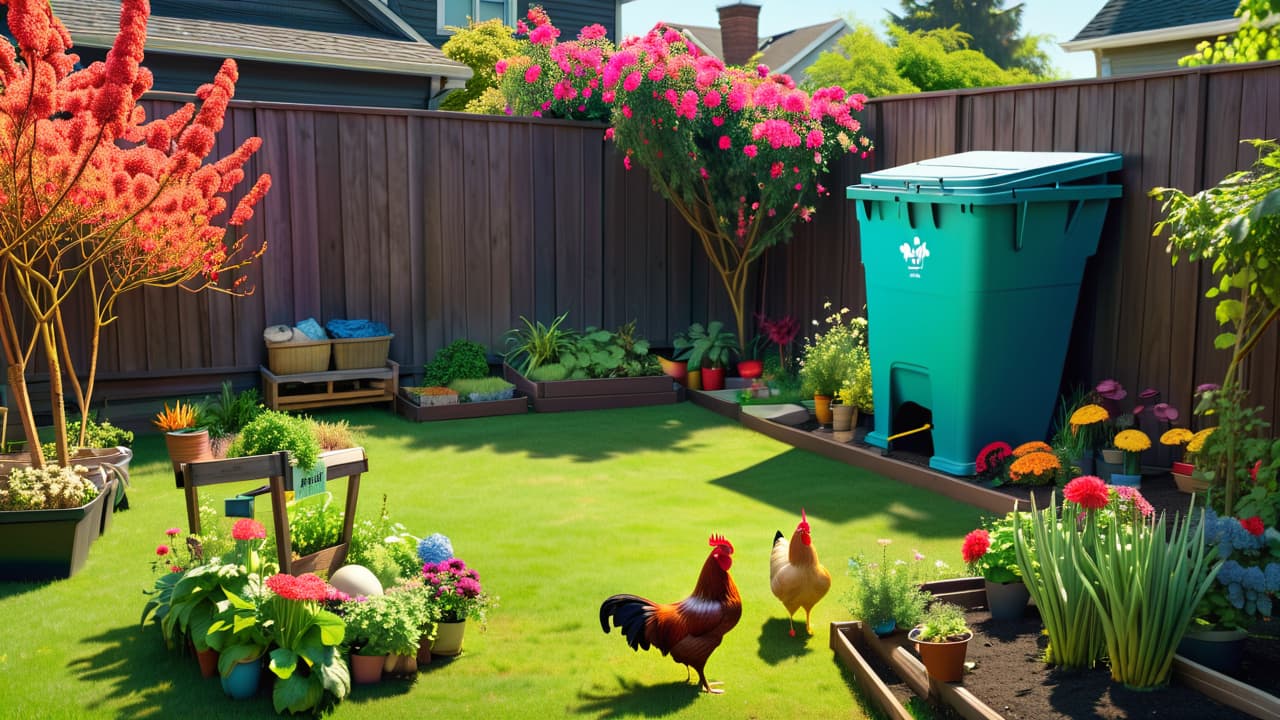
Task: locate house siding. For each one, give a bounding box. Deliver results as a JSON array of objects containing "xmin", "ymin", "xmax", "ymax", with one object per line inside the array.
[
  {"xmin": 779, "ymin": 35, "xmax": 846, "ymax": 83},
  {"xmin": 146, "ymin": 0, "xmax": 387, "ymax": 37},
  {"xmin": 1100, "ymin": 38, "xmax": 1209, "ymax": 76},
  {"xmin": 398, "ymin": 0, "xmax": 619, "ymax": 49}
]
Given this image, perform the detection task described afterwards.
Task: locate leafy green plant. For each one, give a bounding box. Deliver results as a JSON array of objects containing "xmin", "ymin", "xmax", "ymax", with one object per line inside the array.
[
  {"xmin": 1075, "ymin": 502, "xmax": 1221, "ymax": 688},
  {"xmin": 528, "ymin": 363, "xmax": 569, "ymax": 382},
  {"xmin": 799, "ymin": 303, "xmax": 868, "ymax": 397},
  {"xmin": 200, "ymin": 381, "xmax": 263, "ymax": 439},
  {"xmin": 261, "ymin": 573, "xmax": 349, "ymax": 714},
  {"xmin": 0, "ymin": 466, "xmax": 98, "ymax": 510},
  {"xmin": 672, "ymin": 321, "xmax": 737, "ymax": 370},
  {"xmin": 503, "ymin": 313, "xmax": 578, "ymax": 375},
  {"xmin": 227, "ymin": 410, "xmax": 321, "ymax": 471},
  {"xmin": 913, "ymin": 602, "xmax": 970, "ymax": 643},
  {"xmin": 961, "ymin": 512, "xmax": 1030, "ymax": 584},
  {"xmin": 843, "ymin": 540, "xmax": 932, "ymax": 629},
  {"xmin": 342, "ymin": 589, "xmax": 432, "ymax": 657},
  {"xmin": 287, "ymin": 493, "xmax": 343, "ymax": 558},
  {"xmin": 160, "ymin": 562, "xmax": 249, "ymax": 652},
  {"xmin": 424, "ymin": 339, "xmax": 492, "ymax": 387},
  {"xmin": 348, "ymin": 495, "xmax": 420, "ymax": 587},
  {"xmin": 208, "ymin": 582, "xmax": 272, "ymax": 678},
  {"xmin": 1180, "ymin": 0, "xmax": 1280, "ymax": 67},
  {"xmin": 448, "ymin": 377, "xmax": 516, "ymax": 402},
  {"xmin": 559, "ymin": 322, "xmax": 660, "ymax": 379},
  {"xmin": 43, "ymin": 415, "xmax": 134, "ymax": 458}
]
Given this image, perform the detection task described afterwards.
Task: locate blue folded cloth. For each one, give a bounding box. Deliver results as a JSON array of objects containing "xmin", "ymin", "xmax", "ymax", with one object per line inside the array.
[
  {"xmin": 294, "ymin": 318, "xmax": 327, "ymax": 340},
  {"xmin": 325, "ymin": 319, "xmax": 390, "ymax": 339}
]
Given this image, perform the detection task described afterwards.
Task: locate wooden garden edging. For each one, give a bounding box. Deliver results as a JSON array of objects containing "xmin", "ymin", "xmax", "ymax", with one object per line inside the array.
[
  {"xmin": 180, "ymin": 448, "xmax": 367, "ymax": 575},
  {"xmin": 502, "ymin": 364, "xmax": 679, "ymax": 412},
  {"xmin": 394, "ymin": 389, "xmax": 529, "ymax": 421}
]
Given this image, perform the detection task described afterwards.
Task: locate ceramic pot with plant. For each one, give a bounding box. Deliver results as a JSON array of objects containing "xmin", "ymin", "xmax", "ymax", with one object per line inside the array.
[
  {"xmin": 155, "ymin": 400, "xmax": 212, "ymax": 488},
  {"xmin": 962, "ymin": 513, "xmax": 1030, "ymax": 620},
  {"xmin": 672, "ymin": 321, "xmax": 737, "ymax": 392},
  {"xmin": 207, "ymin": 577, "xmax": 272, "ymax": 700},
  {"xmin": 1111, "ymin": 429, "xmax": 1150, "ymax": 487},
  {"xmin": 843, "ymin": 539, "xmax": 930, "ymax": 637},
  {"xmin": 909, "ymin": 602, "xmax": 972, "ymax": 682},
  {"xmin": 421, "ymin": 556, "xmax": 493, "ymax": 656},
  {"xmin": 1161, "ymin": 427, "xmax": 1208, "ymax": 493}
]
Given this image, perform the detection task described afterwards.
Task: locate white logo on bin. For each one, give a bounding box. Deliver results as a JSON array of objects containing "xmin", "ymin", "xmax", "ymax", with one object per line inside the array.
[{"xmin": 899, "ymin": 236, "xmax": 930, "ymax": 278}]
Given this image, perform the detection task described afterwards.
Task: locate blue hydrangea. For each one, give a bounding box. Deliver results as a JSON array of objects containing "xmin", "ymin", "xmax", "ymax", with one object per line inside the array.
[
  {"xmin": 1242, "ymin": 565, "xmax": 1266, "ymax": 592},
  {"xmin": 417, "ymin": 533, "xmax": 454, "ymax": 564},
  {"xmin": 1260, "ymin": 595, "xmax": 1273, "ymax": 617},
  {"xmin": 1264, "ymin": 563, "xmax": 1280, "ymax": 592}
]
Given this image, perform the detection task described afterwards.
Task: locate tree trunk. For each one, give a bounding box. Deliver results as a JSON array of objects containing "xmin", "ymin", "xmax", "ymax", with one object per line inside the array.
[
  {"xmin": 5, "ymin": 364, "xmax": 44, "ymax": 468},
  {"xmin": 40, "ymin": 322, "xmax": 70, "ymax": 466}
]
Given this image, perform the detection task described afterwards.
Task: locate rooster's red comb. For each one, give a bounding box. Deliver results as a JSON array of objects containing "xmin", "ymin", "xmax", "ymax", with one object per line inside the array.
[
  {"xmin": 799, "ymin": 508, "xmax": 810, "ymax": 530},
  {"xmin": 708, "ymin": 533, "xmax": 734, "ymax": 552}
]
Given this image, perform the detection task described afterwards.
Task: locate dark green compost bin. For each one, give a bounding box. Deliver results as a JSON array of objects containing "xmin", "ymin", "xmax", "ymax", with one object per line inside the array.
[{"xmin": 847, "ymin": 151, "xmax": 1122, "ymax": 475}]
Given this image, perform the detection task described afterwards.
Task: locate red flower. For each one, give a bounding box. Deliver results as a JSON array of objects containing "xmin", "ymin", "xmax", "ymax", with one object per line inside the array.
[
  {"xmin": 170, "ymin": 565, "xmax": 183, "ymax": 573},
  {"xmin": 1241, "ymin": 516, "xmax": 1266, "ymax": 537},
  {"xmin": 975, "ymin": 441, "xmax": 1012, "ymax": 474},
  {"xmin": 1251, "ymin": 460, "xmax": 1263, "ymax": 483},
  {"xmin": 1064, "ymin": 475, "xmax": 1110, "ymax": 510},
  {"xmin": 266, "ymin": 572, "xmax": 328, "ymax": 602},
  {"xmin": 961, "ymin": 529, "xmax": 990, "ymax": 564},
  {"xmin": 155, "ymin": 544, "xmax": 170, "ymax": 556},
  {"xmin": 231, "ymin": 518, "xmax": 266, "ymax": 541},
  {"xmin": 165, "ymin": 527, "xmax": 181, "ymax": 537}
]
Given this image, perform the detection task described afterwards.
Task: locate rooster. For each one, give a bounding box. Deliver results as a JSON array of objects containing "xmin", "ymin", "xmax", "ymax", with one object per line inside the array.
[
  {"xmin": 599, "ymin": 534, "xmax": 742, "ymax": 694},
  {"xmin": 770, "ymin": 509, "xmax": 831, "ymax": 636}
]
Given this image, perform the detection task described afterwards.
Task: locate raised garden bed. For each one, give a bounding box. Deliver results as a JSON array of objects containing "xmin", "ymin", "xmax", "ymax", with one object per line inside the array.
[
  {"xmin": 832, "ymin": 578, "xmax": 1280, "ymax": 719},
  {"xmin": 395, "ymin": 388, "xmax": 529, "ymax": 422},
  {"xmin": 502, "ymin": 363, "xmax": 679, "ymax": 412}
]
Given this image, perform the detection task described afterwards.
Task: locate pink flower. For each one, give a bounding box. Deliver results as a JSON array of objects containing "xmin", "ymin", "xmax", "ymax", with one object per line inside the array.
[
  {"xmin": 712, "ymin": 116, "xmax": 724, "ymax": 127},
  {"xmin": 165, "ymin": 527, "xmax": 181, "ymax": 537},
  {"xmin": 623, "ymin": 156, "xmax": 632, "ymax": 170},
  {"xmin": 495, "ymin": 59, "xmax": 508, "ymax": 76},
  {"xmin": 1064, "ymin": 476, "xmax": 1110, "ymax": 510},
  {"xmin": 529, "ymin": 24, "xmax": 560, "ymax": 46},
  {"xmin": 578, "ymin": 24, "xmax": 607, "ymax": 40},
  {"xmin": 794, "ymin": 183, "xmax": 802, "ymax": 191},
  {"xmin": 524, "ymin": 64, "xmax": 542, "ymax": 84},
  {"xmin": 604, "ymin": 128, "xmax": 614, "ymax": 141},
  {"xmin": 232, "ymin": 518, "xmax": 266, "ymax": 541},
  {"xmin": 155, "ymin": 545, "xmax": 170, "ymax": 556},
  {"xmin": 756, "ymin": 63, "xmax": 769, "ymax": 77},
  {"xmin": 623, "ymin": 71, "xmax": 642, "ymax": 92},
  {"xmin": 743, "ymin": 144, "xmax": 758, "ymax": 158},
  {"xmin": 806, "ymin": 129, "xmax": 824, "ymax": 148},
  {"xmin": 703, "ymin": 90, "xmax": 721, "ymax": 108},
  {"xmin": 621, "ymin": 105, "xmax": 632, "ymax": 119},
  {"xmin": 699, "ymin": 167, "xmax": 709, "ymax": 179},
  {"xmin": 718, "ymin": 135, "xmax": 732, "ymax": 150},
  {"xmin": 770, "ymin": 162, "xmax": 784, "ymax": 179}
]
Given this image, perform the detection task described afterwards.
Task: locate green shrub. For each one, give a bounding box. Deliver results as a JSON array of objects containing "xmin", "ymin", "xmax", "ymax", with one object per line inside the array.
[
  {"xmin": 448, "ymin": 377, "xmax": 515, "ymax": 402},
  {"xmin": 201, "ymin": 381, "xmax": 264, "ymax": 438},
  {"xmin": 914, "ymin": 602, "xmax": 970, "ymax": 642},
  {"xmin": 424, "ymin": 339, "xmax": 492, "ymax": 387},
  {"xmin": 0, "ymin": 466, "xmax": 98, "ymax": 510},
  {"xmin": 528, "ymin": 363, "xmax": 568, "ymax": 382},
  {"xmin": 311, "ymin": 419, "xmax": 358, "ymax": 451},
  {"xmin": 42, "ymin": 416, "xmax": 134, "ymax": 459},
  {"xmin": 287, "ymin": 493, "xmax": 343, "ymax": 557},
  {"xmin": 342, "ymin": 589, "xmax": 433, "ymax": 657},
  {"xmin": 227, "ymin": 410, "xmax": 320, "ymax": 470},
  {"xmin": 844, "ymin": 541, "xmax": 932, "ymax": 629},
  {"xmin": 348, "ymin": 495, "xmax": 420, "ymax": 586}
]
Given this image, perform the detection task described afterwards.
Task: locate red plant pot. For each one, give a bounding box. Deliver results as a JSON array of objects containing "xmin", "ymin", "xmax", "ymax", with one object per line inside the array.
[
  {"xmin": 701, "ymin": 366, "xmax": 726, "ymax": 391},
  {"xmin": 737, "ymin": 359, "xmax": 763, "ymax": 379},
  {"xmin": 1172, "ymin": 461, "xmax": 1195, "ymax": 476}
]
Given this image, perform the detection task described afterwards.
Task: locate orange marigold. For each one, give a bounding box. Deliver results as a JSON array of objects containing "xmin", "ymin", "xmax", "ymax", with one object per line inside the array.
[
  {"xmin": 1009, "ymin": 451, "xmax": 1061, "ymax": 485},
  {"xmin": 1159, "ymin": 428, "xmax": 1194, "ymax": 447},
  {"xmin": 1069, "ymin": 404, "xmax": 1109, "ymax": 426},
  {"xmin": 1013, "ymin": 441, "xmax": 1053, "ymax": 457}
]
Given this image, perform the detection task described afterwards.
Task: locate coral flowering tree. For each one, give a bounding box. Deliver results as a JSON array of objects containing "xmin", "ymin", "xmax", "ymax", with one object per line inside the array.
[
  {"xmin": 498, "ymin": 10, "xmax": 875, "ymax": 346},
  {"xmin": 0, "ymin": 0, "xmax": 269, "ymax": 467}
]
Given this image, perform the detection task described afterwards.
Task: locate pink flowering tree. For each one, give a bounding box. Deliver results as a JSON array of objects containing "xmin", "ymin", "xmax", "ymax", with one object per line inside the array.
[
  {"xmin": 0, "ymin": 0, "xmax": 269, "ymax": 467},
  {"xmin": 497, "ymin": 7, "xmax": 613, "ymax": 121},
  {"xmin": 496, "ymin": 9, "xmax": 874, "ymax": 347}
]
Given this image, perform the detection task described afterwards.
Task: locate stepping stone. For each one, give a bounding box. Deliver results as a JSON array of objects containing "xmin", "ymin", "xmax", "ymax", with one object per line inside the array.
[{"xmin": 742, "ymin": 403, "xmax": 810, "ymax": 426}]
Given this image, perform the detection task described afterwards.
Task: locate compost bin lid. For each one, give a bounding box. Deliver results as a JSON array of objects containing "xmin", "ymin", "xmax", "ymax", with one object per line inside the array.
[{"xmin": 854, "ymin": 151, "xmax": 1122, "ymax": 193}]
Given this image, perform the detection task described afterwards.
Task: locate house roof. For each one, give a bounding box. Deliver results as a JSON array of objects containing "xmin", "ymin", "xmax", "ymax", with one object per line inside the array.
[
  {"xmin": 667, "ymin": 18, "xmax": 848, "ymax": 75},
  {"xmin": 1064, "ymin": 0, "xmax": 1240, "ymax": 51},
  {"xmin": 51, "ymin": 0, "xmax": 470, "ymax": 80}
]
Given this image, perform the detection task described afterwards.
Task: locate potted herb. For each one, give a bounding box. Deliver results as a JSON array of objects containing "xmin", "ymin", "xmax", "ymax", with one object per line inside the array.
[
  {"xmin": 423, "ymin": 339, "xmax": 492, "ymax": 387},
  {"xmin": 908, "ymin": 602, "xmax": 972, "ymax": 682},
  {"xmin": 843, "ymin": 539, "xmax": 931, "ymax": 636},
  {"xmin": 799, "ymin": 303, "xmax": 868, "ymax": 426},
  {"xmin": 961, "ymin": 513, "xmax": 1031, "ymax": 620},
  {"xmin": 342, "ymin": 591, "xmax": 428, "ymax": 682},
  {"xmin": 673, "ymin": 321, "xmax": 737, "ymax": 391}
]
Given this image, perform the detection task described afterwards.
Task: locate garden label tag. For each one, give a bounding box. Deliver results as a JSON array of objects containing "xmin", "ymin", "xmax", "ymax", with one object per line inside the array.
[
  {"xmin": 899, "ymin": 235, "xmax": 930, "ymax": 278},
  {"xmin": 291, "ymin": 463, "xmax": 326, "ymax": 500}
]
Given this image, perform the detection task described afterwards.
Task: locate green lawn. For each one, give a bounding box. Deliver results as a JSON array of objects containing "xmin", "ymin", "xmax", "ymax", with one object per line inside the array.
[{"xmin": 0, "ymin": 402, "xmax": 983, "ymax": 719}]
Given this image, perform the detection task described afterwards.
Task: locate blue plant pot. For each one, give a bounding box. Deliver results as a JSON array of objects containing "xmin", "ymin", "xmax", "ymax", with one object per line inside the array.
[
  {"xmin": 1110, "ymin": 472, "xmax": 1142, "ymax": 488},
  {"xmin": 220, "ymin": 658, "xmax": 262, "ymax": 700},
  {"xmin": 872, "ymin": 619, "xmax": 896, "ymax": 637}
]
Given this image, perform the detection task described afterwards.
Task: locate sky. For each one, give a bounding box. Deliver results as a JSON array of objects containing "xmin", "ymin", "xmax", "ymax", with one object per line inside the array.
[{"xmin": 619, "ymin": 0, "xmax": 1104, "ymax": 80}]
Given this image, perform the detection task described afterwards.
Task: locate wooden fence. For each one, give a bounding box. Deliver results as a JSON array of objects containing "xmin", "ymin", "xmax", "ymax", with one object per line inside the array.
[{"xmin": 25, "ymin": 61, "xmax": 1280, "ymax": 428}]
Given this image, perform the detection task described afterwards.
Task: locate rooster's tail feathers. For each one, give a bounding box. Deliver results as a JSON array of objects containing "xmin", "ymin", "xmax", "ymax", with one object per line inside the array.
[
  {"xmin": 600, "ymin": 594, "xmax": 656, "ymax": 651},
  {"xmin": 773, "ymin": 530, "xmax": 784, "ymax": 547}
]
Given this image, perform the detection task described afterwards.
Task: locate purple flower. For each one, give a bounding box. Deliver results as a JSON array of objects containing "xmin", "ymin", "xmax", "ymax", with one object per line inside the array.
[
  {"xmin": 1139, "ymin": 388, "xmax": 1160, "ymax": 401},
  {"xmin": 1153, "ymin": 403, "xmax": 1179, "ymax": 422},
  {"xmin": 1195, "ymin": 383, "xmax": 1221, "ymax": 394},
  {"xmin": 1095, "ymin": 379, "xmax": 1127, "ymax": 401}
]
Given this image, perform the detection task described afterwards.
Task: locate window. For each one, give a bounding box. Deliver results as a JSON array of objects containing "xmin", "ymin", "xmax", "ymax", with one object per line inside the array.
[{"xmin": 438, "ymin": 0, "xmax": 513, "ymax": 34}]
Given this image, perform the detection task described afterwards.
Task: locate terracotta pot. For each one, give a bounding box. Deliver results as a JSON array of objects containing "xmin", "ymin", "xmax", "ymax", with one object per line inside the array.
[
  {"xmin": 831, "ymin": 403, "xmax": 855, "ymax": 432},
  {"xmin": 430, "ymin": 620, "xmax": 467, "ymax": 656},
  {"xmin": 350, "ymin": 653, "xmax": 386, "ymax": 684},
  {"xmin": 701, "ymin": 366, "xmax": 726, "ymax": 391},
  {"xmin": 737, "ymin": 359, "xmax": 763, "ymax": 379},
  {"xmin": 196, "ymin": 647, "xmax": 220, "ymax": 679},
  {"xmin": 813, "ymin": 395, "xmax": 833, "ymax": 426},
  {"xmin": 657, "ymin": 356, "xmax": 688, "ymax": 386},
  {"xmin": 908, "ymin": 627, "xmax": 971, "ymax": 683},
  {"xmin": 165, "ymin": 430, "xmax": 213, "ymax": 488}
]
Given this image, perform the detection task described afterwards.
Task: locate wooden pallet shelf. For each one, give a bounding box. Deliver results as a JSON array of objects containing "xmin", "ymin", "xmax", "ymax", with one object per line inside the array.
[{"xmin": 261, "ymin": 360, "xmax": 399, "ymax": 411}]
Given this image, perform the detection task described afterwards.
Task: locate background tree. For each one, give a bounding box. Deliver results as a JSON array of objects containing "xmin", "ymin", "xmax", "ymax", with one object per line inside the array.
[
  {"xmin": 1180, "ymin": 0, "xmax": 1280, "ymax": 66},
  {"xmin": 805, "ymin": 22, "xmax": 1040, "ymax": 97},
  {"xmin": 440, "ymin": 18, "xmax": 521, "ymax": 112},
  {"xmin": 890, "ymin": 0, "xmax": 1053, "ymax": 74},
  {"xmin": 0, "ymin": 0, "xmax": 269, "ymax": 466}
]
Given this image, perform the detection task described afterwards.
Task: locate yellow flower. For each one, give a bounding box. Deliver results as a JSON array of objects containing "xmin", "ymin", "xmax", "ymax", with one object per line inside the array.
[
  {"xmin": 1013, "ymin": 441, "xmax": 1053, "ymax": 457},
  {"xmin": 1114, "ymin": 429, "xmax": 1152, "ymax": 453},
  {"xmin": 1186, "ymin": 427, "xmax": 1215, "ymax": 454},
  {"xmin": 1009, "ymin": 451, "xmax": 1061, "ymax": 484},
  {"xmin": 1069, "ymin": 404, "xmax": 1109, "ymax": 426},
  {"xmin": 1160, "ymin": 428, "xmax": 1194, "ymax": 447}
]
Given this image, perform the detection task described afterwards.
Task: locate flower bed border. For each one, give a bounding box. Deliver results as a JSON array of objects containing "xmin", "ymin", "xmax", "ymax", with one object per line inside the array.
[
  {"xmin": 502, "ymin": 363, "xmax": 679, "ymax": 412},
  {"xmin": 395, "ymin": 389, "xmax": 529, "ymax": 422}
]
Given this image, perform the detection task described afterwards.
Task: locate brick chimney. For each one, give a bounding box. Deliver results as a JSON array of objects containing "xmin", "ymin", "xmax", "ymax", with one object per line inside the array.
[{"xmin": 717, "ymin": 2, "xmax": 760, "ymax": 68}]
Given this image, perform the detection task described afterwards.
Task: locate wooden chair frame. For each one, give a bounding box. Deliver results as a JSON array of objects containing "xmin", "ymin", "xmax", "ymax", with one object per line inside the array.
[{"xmin": 180, "ymin": 449, "xmax": 368, "ymax": 575}]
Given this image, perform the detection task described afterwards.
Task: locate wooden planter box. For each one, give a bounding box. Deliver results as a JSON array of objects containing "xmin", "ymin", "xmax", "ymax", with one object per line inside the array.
[
  {"xmin": 502, "ymin": 363, "xmax": 678, "ymax": 412},
  {"xmin": 830, "ymin": 577, "xmax": 1280, "ymax": 720},
  {"xmin": 395, "ymin": 389, "xmax": 528, "ymax": 422},
  {"xmin": 0, "ymin": 483, "xmax": 111, "ymax": 581}
]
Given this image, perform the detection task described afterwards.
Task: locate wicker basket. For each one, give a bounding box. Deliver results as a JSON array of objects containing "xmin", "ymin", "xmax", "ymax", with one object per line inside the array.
[
  {"xmin": 266, "ymin": 339, "xmax": 331, "ymax": 375},
  {"xmin": 331, "ymin": 335, "xmax": 393, "ymax": 370}
]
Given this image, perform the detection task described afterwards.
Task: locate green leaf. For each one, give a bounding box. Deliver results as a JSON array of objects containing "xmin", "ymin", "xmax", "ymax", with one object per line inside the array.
[
  {"xmin": 273, "ymin": 671, "xmax": 323, "ymax": 714},
  {"xmin": 1214, "ymin": 332, "xmax": 1238, "ymax": 350},
  {"xmin": 1215, "ymin": 299, "xmax": 1245, "ymax": 324},
  {"xmin": 269, "ymin": 647, "xmax": 298, "ymax": 679},
  {"xmin": 217, "ymin": 643, "xmax": 263, "ymax": 678},
  {"xmin": 312, "ymin": 645, "xmax": 351, "ymax": 700},
  {"xmin": 313, "ymin": 610, "xmax": 346, "ymax": 647},
  {"xmin": 1206, "ymin": 287, "xmax": 1220, "ymax": 298}
]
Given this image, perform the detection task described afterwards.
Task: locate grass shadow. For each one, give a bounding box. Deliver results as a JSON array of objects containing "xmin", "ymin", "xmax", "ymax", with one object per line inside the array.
[
  {"xmin": 756, "ymin": 617, "xmax": 816, "ymax": 665},
  {"xmin": 0, "ymin": 579, "xmax": 52, "ymax": 602},
  {"xmin": 573, "ymin": 676, "xmax": 700, "ymax": 717}
]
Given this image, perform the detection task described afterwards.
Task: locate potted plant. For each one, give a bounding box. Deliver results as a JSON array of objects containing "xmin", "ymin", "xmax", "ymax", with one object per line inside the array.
[
  {"xmin": 672, "ymin": 321, "xmax": 738, "ymax": 391},
  {"xmin": 423, "ymin": 339, "xmax": 492, "ymax": 387},
  {"xmin": 843, "ymin": 539, "xmax": 931, "ymax": 637},
  {"xmin": 200, "ymin": 382, "xmax": 265, "ymax": 457},
  {"xmin": 1111, "ymin": 428, "xmax": 1151, "ymax": 487},
  {"xmin": 341, "ymin": 590, "xmax": 428, "ymax": 683},
  {"xmin": 207, "ymin": 582, "xmax": 272, "ymax": 700},
  {"xmin": 1161, "ymin": 426, "xmax": 1207, "ymax": 493},
  {"xmin": 908, "ymin": 602, "xmax": 972, "ymax": 683},
  {"xmin": 754, "ymin": 313, "xmax": 800, "ymax": 382},
  {"xmin": 156, "ymin": 400, "xmax": 213, "ymax": 488},
  {"xmin": 0, "ymin": 465, "xmax": 110, "ymax": 580},
  {"xmin": 421, "ymin": 556, "xmax": 494, "ymax": 656},
  {"xmin": 799, "ymin": 303, "xmax": 867, "ymax": 427},
  {"xmin": 962, "ymin": 513, "xmax": 1031, "ymax": 620},
  {"xmin": 261, "ymin": 572, "xmax": 350, "ymax": 713},
  {"xmin": 162, "ymin": 560, "xmax": 251, "ymax": 677}
]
